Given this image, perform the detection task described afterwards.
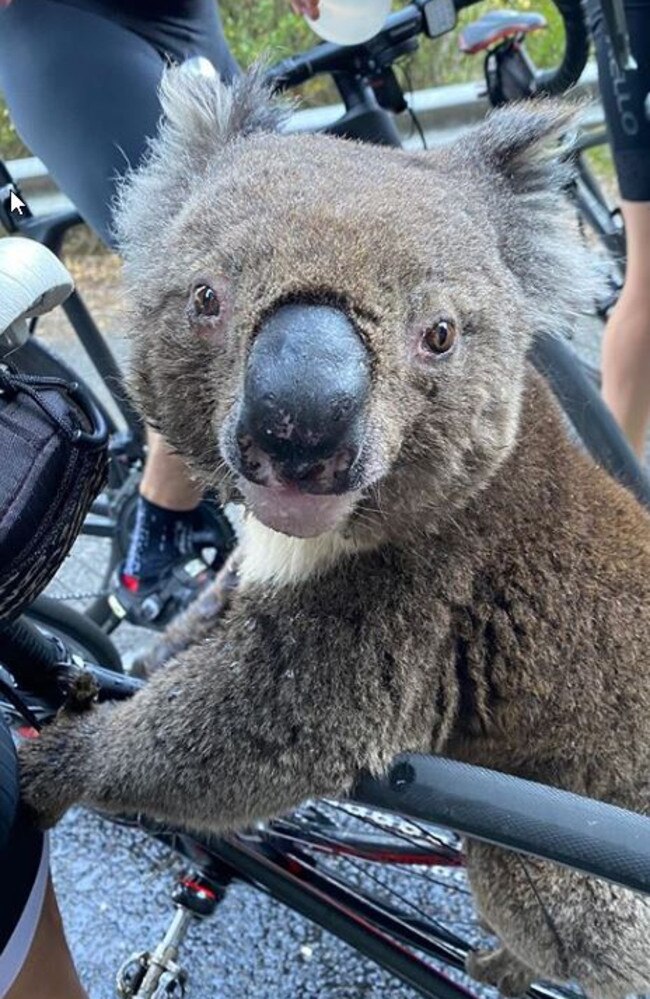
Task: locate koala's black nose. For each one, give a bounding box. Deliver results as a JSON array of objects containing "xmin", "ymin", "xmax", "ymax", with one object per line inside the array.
[{"xmin": 237, "ymin": 303, "xmax": 370, "ymax": 491}]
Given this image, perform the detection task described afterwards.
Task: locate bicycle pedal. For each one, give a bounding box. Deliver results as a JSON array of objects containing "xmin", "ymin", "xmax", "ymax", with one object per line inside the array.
[
  {"xmin": 151, "ymin": 967, "xmax": 187, "ymax": 998},
  {"xmin": 116, "ymin": 951, "xmax": 149, "ymax": 997},
  {"xmin": 116, "ymin": 948, "xmax": 188, "ymax": 999},
  {"xmin": 115, "ymin": 882, "xmax": 211, "ymax": 999}
]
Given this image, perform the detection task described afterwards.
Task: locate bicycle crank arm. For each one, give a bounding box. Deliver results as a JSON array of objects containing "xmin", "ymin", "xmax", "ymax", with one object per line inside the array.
[{"xmin": 116, "ymin": 874, "xmax": 223, "ymax": 998}]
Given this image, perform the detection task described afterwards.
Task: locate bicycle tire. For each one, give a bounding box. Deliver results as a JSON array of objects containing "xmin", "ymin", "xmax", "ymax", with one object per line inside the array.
[
  {"xmin": 530, "ymin": 331, "xmax": 650, "ymax": 509},
  {"xmin": 25, "ymin": 595, "xmax": 123, "ymax": 672}
]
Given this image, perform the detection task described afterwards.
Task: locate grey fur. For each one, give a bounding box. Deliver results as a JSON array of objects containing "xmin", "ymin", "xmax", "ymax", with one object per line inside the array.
[{"xmin": 21, "ymin": 71, "xmax": 650, "ymax": 997}]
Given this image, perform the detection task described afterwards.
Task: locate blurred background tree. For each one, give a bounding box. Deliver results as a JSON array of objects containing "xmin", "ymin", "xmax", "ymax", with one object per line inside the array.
[{"xmin": 1, "ymin": 0, "xmax": 572, "ymax": 158}]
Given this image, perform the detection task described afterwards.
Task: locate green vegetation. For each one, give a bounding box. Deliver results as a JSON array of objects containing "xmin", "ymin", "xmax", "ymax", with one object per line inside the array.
[
  {"xmin": 1, "ymin": 0, "xmax": 570, "ymax": 158},
  {"xmin": 220, "ymin": 0, "xmax": 570, "ymax": 101},
  {"xmin": 0, "ymin": 101, "xmax": 23, "ymax": 159}
]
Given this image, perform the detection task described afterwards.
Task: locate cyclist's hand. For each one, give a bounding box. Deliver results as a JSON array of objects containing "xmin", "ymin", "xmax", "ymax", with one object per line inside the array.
[{"xmin": 290, "ymin": 1, "xmax": 320, "ymax": 17}]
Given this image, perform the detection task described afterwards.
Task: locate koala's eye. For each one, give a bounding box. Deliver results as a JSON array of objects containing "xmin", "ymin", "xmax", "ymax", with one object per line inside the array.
[
  {"xmin": 192, "ymin": 283, "xmax": 221, "ymax": 318},
  {"xmin": 421, "ymin": 319, "xmax": 457, "ymax": 356}
]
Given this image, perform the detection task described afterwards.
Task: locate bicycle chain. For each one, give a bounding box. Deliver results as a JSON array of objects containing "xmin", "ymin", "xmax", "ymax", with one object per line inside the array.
[{"xmin": 46, "ymin": 587, "xmax": 110, "ymax": 602}]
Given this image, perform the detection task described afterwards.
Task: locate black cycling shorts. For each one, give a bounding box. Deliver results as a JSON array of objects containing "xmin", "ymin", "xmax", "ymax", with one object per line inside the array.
[
  {"xmin": 587, "ymin": 0, "xmax": 650, "ymax": 202},
  {"xmin": 0, "ymin": 0, "xmax": 239, "ymax": 246},
  {"xmin": 0, "ymin": 715, "xmax": 47, "ymax": 996}
]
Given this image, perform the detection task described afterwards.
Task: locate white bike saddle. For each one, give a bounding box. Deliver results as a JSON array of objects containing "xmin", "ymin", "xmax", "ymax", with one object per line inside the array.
[{"xmin": 0, "ymin": 237, "xmax": 73, "ymax": 357}]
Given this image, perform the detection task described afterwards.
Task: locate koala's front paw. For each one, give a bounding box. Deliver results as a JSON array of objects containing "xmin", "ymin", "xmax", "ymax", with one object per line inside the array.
[
  {"xmin": 466, "ymin": 946, "xmax": 533, "ymax": 997},
  {"xmin": 18, "ymin": 717, "xmax": 88, "ymax": 829}
]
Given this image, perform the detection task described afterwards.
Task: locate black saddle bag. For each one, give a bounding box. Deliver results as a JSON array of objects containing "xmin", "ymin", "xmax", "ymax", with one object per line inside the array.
[{"xmin": 0, "ymin": 365, "xmax": 108, "ymax": 620}]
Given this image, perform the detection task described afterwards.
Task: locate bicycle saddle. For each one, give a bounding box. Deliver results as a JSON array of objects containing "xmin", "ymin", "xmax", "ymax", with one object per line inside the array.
[
  {"xmin": 0, "ymin": 237, "xmax": 73, "ymax": 357},
  {"xmin": 458, "ymin": 10, "xmax": 546, "ymax": 54}
]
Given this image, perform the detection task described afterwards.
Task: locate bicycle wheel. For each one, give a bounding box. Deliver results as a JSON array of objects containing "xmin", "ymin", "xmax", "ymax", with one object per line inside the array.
[
  {"xmin": 530, "ymin": 331, "xmax": 650, "ymax": 509},
  {"xmin": 217, "ymin": 803, "xmax": 582, "ymax": 999}
]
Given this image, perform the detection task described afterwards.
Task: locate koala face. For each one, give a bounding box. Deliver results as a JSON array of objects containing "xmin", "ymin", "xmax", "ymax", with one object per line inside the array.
[{"xmin": 116, "ymin": 69, "xmax": 595, "ymax": 540}]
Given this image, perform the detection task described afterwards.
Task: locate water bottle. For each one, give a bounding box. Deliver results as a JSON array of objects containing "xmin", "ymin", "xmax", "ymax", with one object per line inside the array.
[{"xmin": 305, "ymin": 0, "xmax": 392, "ymax": 46}]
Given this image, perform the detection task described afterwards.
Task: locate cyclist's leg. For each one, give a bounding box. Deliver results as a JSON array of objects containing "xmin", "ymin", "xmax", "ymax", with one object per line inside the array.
[
  {"xmin": 6, "ymin": 880, "xmax": 87, "ymax": 999},
  {"xmin": 0, "ymin": 0, "xmax": 238, "ymax": 247},
  {"xmin": 0, "ymin": 0, "xmax": 237, "ymax": 622},
  {"xmin": 587, "ymin": 0, "xmax": 650, "ymax": 457},
  {"xmin": 0, "ymin": 719, "xmax": 85, "ymax": 999},
  {"xmin": 139, "ymin": 430, "xmax": 203, "ymax": 513},
  {"xmin": 601, "ymin": 202, "xmax": 650, "ymax": 456}
]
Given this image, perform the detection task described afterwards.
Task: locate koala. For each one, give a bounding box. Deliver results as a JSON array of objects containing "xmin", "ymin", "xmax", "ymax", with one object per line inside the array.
[{"xmin": 20, "ymin": 67, "xmax": 650, "ymax": 998}]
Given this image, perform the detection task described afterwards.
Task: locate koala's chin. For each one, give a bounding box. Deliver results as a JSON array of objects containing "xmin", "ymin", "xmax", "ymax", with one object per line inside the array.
[{"xmin": 238, "ymin": 479, "xmax": 361, "ymax": 539}]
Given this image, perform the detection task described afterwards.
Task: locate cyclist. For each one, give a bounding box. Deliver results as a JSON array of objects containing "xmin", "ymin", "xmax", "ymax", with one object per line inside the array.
[
  {"xmin": 0, "ymin": 0, "xmax": 240, "ymax": 628},
  {"xmin": 588, "ymin": 0, "xmax": 650, "ymax": 458},
  {"xmin": 0, "ymin": 714, "xmax": 87, "ymax": 998}
]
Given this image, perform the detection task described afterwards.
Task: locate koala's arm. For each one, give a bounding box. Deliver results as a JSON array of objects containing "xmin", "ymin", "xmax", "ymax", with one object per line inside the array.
[
  {"xmin": 133, "ymin": 552, "xmax": 241, "ymax": 676},
  {"xmin": 19, "ymin": 590, "xmax": 410, "ymax": 831}
]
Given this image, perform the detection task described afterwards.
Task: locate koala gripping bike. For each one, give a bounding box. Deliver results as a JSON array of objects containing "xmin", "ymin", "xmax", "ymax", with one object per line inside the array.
[{"xmin": 2, "ymin": 2, "xmax": 650, "ymax": 998}]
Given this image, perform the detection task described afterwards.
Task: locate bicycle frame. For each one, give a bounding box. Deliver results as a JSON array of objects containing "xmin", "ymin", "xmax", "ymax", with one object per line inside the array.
[{"xmin": 130, "ymin": 743, "xmax": 650, "ymax": 999}]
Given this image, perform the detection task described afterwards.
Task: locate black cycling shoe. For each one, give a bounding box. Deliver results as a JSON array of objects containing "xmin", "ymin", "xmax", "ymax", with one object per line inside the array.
[{"xmin": 109, "ymin": 499, "xmax": 236, "ymax": 629}]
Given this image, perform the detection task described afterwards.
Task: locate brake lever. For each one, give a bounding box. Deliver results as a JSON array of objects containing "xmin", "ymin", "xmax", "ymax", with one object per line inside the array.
[{"xmin": 26, "ymin": 641, "xmax": 143, "ymax": 718}]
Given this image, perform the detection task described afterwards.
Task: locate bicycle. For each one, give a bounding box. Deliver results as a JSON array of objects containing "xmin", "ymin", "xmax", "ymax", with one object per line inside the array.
[
  {"xmin": 6, "ymin": 613, "xmax": 650, "ymax": 999},
  {"xmin": 0, "ymin": 160, "xmax": 235, "ymax": 633},
  {"xmin": 457, "ymin": 9, "xmax": 625, "ymax": 307},
  {"xmin": 2, "ymin": 8, "xmax": 650, "ymax": 998},
  {"xmin": 0, "ymin": 0, "xmax": 628, "ymax": 635}
]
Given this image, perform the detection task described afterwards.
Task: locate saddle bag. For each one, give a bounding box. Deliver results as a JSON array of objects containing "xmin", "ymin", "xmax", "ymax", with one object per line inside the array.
[{"xmin": 0, "ymin": 365, "xmax": 108, "ymax": 619}]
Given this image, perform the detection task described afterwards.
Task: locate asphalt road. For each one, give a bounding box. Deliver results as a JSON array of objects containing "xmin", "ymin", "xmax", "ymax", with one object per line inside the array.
[{"xmin": 32, "ymin": 249, "xmax": 626, "ymax": 999}]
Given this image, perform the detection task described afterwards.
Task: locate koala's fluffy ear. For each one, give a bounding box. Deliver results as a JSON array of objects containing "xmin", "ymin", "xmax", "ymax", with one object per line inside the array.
[
  {"xmin": 456, "ymin": 99, "xmax": 579, "ymax": 194},
  {"xmin": 113, "ymin": 64, "xmax": 289, "ymax": 262},
  {"xmin": 447, "ymin": 100, "xmax": 600, "ymax": 330}
]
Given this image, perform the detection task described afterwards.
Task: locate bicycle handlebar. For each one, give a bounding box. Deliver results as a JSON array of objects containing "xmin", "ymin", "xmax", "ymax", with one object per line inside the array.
[
  {"xmin": 267, "ymin": 0, "xmax": 589, "ymax": 99},
  {"xmin": 0, "ymin": 616, "xmax": 142, "ymax": 716},
  {"xmin": 530, "ymin": 0, "xmax": 591, "ymax": 96}
]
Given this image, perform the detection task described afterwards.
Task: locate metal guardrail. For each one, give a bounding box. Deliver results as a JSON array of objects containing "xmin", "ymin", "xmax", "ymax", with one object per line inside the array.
[{"xmin": 5, "ymin": 62, "xmax": 602, "ymax": 219}]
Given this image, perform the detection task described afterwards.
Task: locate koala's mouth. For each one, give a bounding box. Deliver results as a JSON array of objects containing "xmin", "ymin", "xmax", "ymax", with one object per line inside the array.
[{"xmin": 238, "ymin": 480, "xmax": 360, "ymax": 538}]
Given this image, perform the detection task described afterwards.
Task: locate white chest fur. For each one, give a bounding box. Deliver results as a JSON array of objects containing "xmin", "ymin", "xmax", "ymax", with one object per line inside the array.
[{"xmin": 238, "ymin": 516, "xmax": 362, "ymax": 588}]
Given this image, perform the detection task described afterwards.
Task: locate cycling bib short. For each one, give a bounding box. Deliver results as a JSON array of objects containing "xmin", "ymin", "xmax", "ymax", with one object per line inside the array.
[
  {"xmin": 587, "ymin": 0, "xmax": 650, "ymax": 202},
  {"xmin": 0, "ymin": 0, "xmax": 239, "ymax": 246},
  {"xmin": 0, "ymin": 714, "xmax": 48, "ymax": 997}
]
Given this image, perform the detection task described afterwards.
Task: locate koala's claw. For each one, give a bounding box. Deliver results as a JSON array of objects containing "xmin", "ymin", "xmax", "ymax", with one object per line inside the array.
[
  {"xmin": 63, "ymin": 670, "xmax": 99, "ymax": 713},
  {"xmin": 466, "ymin": 946, "xmax": 534, "ymax": 997}
]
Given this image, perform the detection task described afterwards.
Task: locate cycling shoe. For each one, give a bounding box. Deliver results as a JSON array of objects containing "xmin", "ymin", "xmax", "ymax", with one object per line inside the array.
[
  {"xmin": 109, "ymin": 500, "xmax": 236, "ymax": 629},
  {"xmin": 109, "ymin": 557, "xmax": 215, "ymax": 629}
]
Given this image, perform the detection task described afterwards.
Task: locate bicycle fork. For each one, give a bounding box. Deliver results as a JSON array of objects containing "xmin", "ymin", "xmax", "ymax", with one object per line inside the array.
[{"xmin": 116, "ymin": 873, "xmax": 227, "ymax": 998}]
